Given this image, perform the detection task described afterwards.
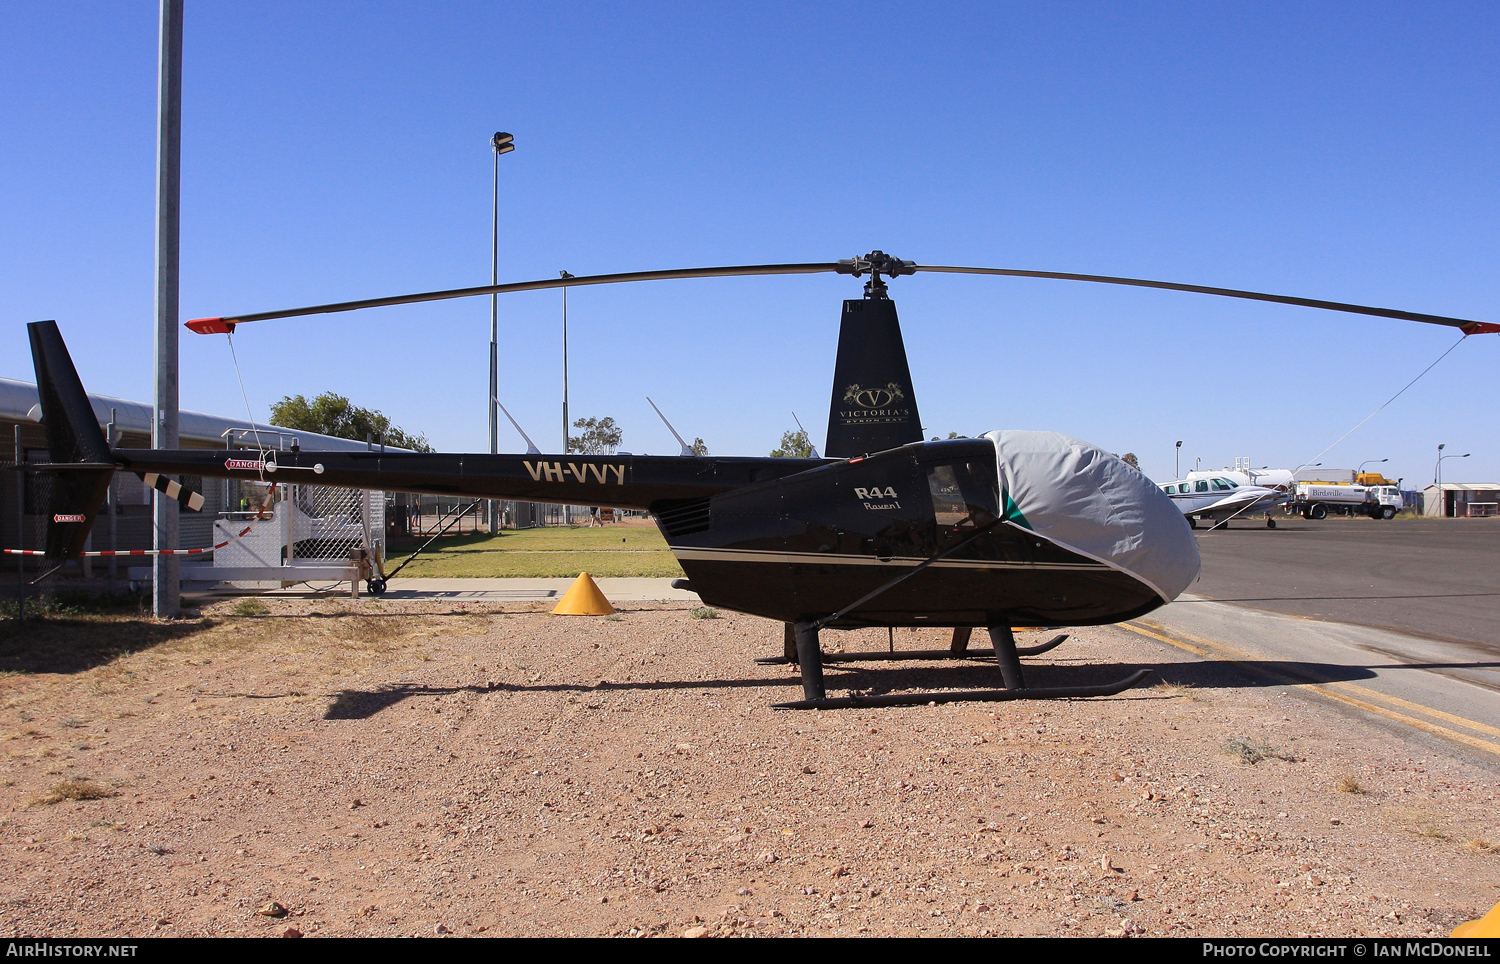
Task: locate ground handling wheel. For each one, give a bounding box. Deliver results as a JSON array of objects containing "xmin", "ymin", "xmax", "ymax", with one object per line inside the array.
[{"xmin": 367, "ymin": 577, "xmax": 387, "ymax": 595}]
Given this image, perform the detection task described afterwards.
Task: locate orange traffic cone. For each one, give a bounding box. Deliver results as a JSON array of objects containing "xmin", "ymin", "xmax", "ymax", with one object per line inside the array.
[
  {"xmin": 1453, "ymin": 898, "xmax": 1500, "ymax": 937},
  {"xmin": 551, "ymin": 572, "xmax": 616, "ymax": 616}
]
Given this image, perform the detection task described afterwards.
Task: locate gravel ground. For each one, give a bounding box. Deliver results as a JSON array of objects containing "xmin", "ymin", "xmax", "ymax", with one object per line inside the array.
[{"xmin": 1, "ymin": 599, "xmax": 1497, "ymax": 938}]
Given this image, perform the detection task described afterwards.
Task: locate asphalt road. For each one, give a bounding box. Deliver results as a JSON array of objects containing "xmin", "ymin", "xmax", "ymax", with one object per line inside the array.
[
  {"xmin": 1118, "ymin": 518, "xmax": 1500, "ymax": 769},
  {"xmin": 1188, "ymin": 516, "xmax": 1500, "ymax": 649}
]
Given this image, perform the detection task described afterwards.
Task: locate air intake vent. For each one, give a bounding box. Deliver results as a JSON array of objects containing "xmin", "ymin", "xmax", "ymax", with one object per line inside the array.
[{"xmin": 652, "ymin": 497, "xmax": 712, "ymax": 538}]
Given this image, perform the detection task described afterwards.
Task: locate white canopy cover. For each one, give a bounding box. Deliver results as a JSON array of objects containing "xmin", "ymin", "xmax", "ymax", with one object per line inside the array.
[{"xmin": 985, "ymin": 430, "xmax": 1200, "ymax": 603}]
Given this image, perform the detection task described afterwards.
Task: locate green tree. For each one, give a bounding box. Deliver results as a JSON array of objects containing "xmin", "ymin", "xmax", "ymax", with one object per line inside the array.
[
  {"xmin": 269, "ymin": 392, "xmax": 432, "ymax": 452},
  {"xmin": 569, "ymin": 416, "xmax": 622, "ymax": 454},
  {"xmin": 1121, "ymin": 452, "xmax": 1141, "ymax": 470},
  {"xmin": 770, "ymin": 429, "xmax": 815, "ymax": 458}
]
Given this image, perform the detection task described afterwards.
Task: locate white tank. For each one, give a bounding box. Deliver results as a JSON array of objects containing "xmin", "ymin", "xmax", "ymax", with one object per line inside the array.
[{"xmin": 1296, "ymin": 482, "xmax": 1370, "ymax": 505}]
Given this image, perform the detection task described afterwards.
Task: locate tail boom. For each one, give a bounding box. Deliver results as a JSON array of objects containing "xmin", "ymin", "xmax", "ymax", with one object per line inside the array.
[{"xmin": 113, "ymin": 449, "xmax": 821, "ymax": 511}]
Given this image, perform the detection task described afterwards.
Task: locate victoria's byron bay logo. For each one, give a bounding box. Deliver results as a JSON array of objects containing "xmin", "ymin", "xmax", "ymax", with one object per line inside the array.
[
  {"xmin": 839, "ymin": 382, "xmax": 911, "ymax": 423},
  {"xmin": 843, "ymin": 382, "xmax": 905, "ymax": 409}
]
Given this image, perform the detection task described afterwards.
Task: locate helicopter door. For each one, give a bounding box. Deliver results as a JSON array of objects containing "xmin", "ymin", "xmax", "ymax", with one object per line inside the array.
[
  {"xmin": 924, "ymin": 458, "xmax": 999, "ymax": 550},
  {"xmin": 832, "ymin": 452, "xmax": 932, "ymax": 559}
]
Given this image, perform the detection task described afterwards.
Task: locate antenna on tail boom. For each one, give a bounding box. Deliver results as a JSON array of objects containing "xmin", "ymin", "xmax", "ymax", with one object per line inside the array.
[
  {"xmin": 647, "ymin": 397, "xmax": 698, "ymax": 457},
  {"xmin": 791, "ymin": 411, "xmax": 820, "ymax": 459},
  {"xmin": 495, "ymin": 399, "xmax": 542, "ymax": 455}
]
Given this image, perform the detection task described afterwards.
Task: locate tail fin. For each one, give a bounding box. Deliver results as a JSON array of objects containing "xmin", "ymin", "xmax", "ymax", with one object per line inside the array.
[
  {"xmin": 824, "ymin": 297, "xmax": 923, "ymax": 458},
  {"xmin": 27, "ymin": 320, "xmax": 115, "ymax": 559}
]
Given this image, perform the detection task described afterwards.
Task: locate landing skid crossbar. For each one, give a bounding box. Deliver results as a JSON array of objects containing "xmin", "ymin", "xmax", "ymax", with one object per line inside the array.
[
  {"xmin": 772, "ymin": 668, "xmax": 1153, "ymax": 710},
  {"xmin": 753, "ymin": 633, "xmax": 1070, "ymax": 666}
]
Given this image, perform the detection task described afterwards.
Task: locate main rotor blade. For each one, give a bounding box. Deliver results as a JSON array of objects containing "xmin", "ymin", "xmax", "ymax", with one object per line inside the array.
[
  {"xmin": 914, "ymin": 264, "xmax": 1498, "ymax": 334},
  {"xmin": 187, "ymin": 262, "xmax": 842, "ymax": 331},
  {"xmin": 187, "ymin": 256, "xmax": 1498, "ymax": 336}
]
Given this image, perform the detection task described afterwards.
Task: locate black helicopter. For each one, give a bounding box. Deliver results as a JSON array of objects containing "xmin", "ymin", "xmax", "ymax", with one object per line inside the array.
[{"xmin": 22, "ymin": 251, "xmax": 1497, "ymax": 709}]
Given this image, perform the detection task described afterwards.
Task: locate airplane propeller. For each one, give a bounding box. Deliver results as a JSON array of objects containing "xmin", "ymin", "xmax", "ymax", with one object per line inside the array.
[{"xmin": 185, "ymin": 250, "xmax": 1499, "ymax": 335}]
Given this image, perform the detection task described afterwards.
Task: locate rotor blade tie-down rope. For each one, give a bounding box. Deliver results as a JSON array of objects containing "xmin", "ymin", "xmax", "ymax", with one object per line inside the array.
[
  {"xmin": 1204, "ymin": 332, "xmax": 1469, "ymax": 532},
  {"xmin": 226, "ymin": 330, "xmax": 272, "ymax": 479},
  {"xmin": 383, "ymin": 498, "xmax": 486, "ymax": 581},
  {"xmin": 811, "ymin": 516, "xmax": 1007, "ymax": 631}
]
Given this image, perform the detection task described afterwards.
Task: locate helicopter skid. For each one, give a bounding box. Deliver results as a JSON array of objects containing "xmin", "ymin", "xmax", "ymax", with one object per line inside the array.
[
  {"xmin": 753, "ymin": 633, "xmax": 1070, "ymax": 665},
  {"xmin": 1015, "ymin": 632, "xmax": 1071, "ymax": 657},
  {"xmin": 772, "ymin": 668, "xmax": 1153, "ymax": 710}
]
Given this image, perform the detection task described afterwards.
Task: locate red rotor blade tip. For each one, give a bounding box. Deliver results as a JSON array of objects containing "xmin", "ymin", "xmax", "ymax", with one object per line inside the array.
[
  {"xmin": 1460, "ymin": 321, "xmax": 1500, "ymax": 335},
  {"xmin": 185, "ymin": 317, "xmax": 236, "ymax": 335}
]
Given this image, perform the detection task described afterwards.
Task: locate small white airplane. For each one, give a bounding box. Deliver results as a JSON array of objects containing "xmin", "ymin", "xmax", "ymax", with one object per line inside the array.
[
  {"xmin": 1157, "ymin": 475, "xmax": 1287, "ymax": 529},
  {"xmin": 1191, "ymin": 466, "xmax": 1294, "ymax": 492}
]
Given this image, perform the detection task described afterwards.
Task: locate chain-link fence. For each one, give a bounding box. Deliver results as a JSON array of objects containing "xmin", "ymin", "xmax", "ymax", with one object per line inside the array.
[
  {"xmin": 286, "ymin": 484, "xmax": 383, "ymax": 563},
  {"xmin": 212, "ymin": 480, "xmax": 386, "ymax": 587}
]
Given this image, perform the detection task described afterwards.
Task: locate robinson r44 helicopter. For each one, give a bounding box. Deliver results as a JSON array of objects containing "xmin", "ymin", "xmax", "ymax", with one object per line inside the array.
[{"xmin": 21, "ymin": 251, "xmax": 1497, "ymax": 709}]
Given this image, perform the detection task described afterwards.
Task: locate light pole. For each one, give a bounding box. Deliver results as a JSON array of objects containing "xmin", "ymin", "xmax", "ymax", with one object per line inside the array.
[
  {"xmin": 488, "ymin": 131, "xmax": 514, "ymax": 535},
  {"xmin": 1357, "ymin": 458, "xmax": 1388, "ymax": 477},
  {"xmin": 1436, "ymin": 444, "xmax": 1471, "ymax": 516},
  {"xmin": 153, "ymin": 0, "xmax": 183, "ymax": 619},
  {"xmin": 1175, "ymin": 441, "xmax": 1182, "ymax": 479},
  {"xmin": 560, "ymin": 270, "xmax": 573, "ymax": 524},
  {"xmin": 561, "ymin": 271, "xmax": 574, "ymax": 455}
]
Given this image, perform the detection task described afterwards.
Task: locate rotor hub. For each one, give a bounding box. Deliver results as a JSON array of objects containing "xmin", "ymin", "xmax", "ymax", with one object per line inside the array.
[{"xmin": 836, "ymin": 251, "xmax": 916, "ymax": 299}]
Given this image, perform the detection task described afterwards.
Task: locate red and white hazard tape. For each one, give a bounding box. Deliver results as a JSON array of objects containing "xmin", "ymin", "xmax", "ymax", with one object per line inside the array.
[{"xmin": 3, "ymin": 526, "xmax": 253, "ymax": 558}]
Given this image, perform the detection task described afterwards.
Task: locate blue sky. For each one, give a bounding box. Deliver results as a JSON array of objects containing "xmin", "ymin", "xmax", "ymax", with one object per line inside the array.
[{"xmin": 3, "ymin": 2, "xmax": 1497, "ymax": 485}]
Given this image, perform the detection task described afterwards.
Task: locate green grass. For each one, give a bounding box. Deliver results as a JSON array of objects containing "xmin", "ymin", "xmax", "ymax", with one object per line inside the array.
[
  {"xmin": 0, "ymin": 590, "xmax": 148, "ymax": 621},
  {"xmin": 381, "ymin": 525, "xmax": 685, "ymax": 578}
]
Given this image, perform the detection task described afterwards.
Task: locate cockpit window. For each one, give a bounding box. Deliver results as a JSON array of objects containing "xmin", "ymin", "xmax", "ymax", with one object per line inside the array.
[
  {"xmin": 1211, "ymin": 478, "xmax": 1236, "ymax": 491},
  {"xmin": 926, "ymin": 461, "xmax": 998, "ymax": 530}
]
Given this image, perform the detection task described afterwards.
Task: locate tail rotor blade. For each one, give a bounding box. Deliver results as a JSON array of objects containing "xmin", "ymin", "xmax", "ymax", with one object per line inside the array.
[{"xmin": 139, "ymin": 472, "xmax": 205, "ymax": 512}]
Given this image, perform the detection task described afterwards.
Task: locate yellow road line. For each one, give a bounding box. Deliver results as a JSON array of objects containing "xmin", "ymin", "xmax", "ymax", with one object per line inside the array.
[
  {"xmin": 1120, "ymin": 621, "xmax": 1500, "ymax": 758},
  {"xmin": 1134, "ymin": 621, "xmax": 1239, "ymax": 655},
  {"xmin": 1127, "ymin": 619, "xmax": 1500, "ymax": 735},
  {"xmin": 1321, "ymin": 682, "xmax": 1500, "ymax": 740},
  {"xmin": 1305, "ymin": 685, "xmax": 1500, "ymax": 758}
]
